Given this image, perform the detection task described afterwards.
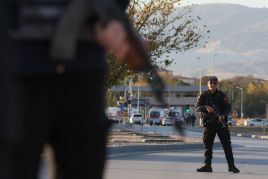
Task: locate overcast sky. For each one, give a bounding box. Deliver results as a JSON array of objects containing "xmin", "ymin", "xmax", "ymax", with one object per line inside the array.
[{"xmin": 180, "ymin": 0, "xmax": 268, "ymax": 8}]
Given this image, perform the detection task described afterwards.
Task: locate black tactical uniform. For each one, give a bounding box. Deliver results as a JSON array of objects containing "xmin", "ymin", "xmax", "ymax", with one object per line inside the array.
[
  {"xmin": 0, "ymin": 0, "xmax": 129, "ymax": 179},
  {"xmin": 195, "ymin": 76, "xmax": 239, "ymax": 173}
]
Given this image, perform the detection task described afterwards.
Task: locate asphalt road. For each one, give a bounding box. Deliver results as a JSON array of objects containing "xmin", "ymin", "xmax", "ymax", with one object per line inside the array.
[
  {"xmin": 37, "ymin": 125, "xmax": 268, "ymax": 179},
  {"xmin": 104, "ymin": 127, "xmax": 268, "ymax": 179}
]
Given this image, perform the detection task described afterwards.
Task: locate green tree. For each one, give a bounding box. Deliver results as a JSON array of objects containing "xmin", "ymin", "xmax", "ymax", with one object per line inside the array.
[
  {"xmin": 105, "ymin": 0, "xmax": 209, "ymax": 91},
  {"xmin": 244, "ymin": 82, "xmax": 268, "ymax": 117},
  {"xmin": 105, "ymin": 89, "xmax": 118, "ymax": 107},
  {"xmin": 220, "ymin": 77, "xmax": 268, "ymax": 118}
]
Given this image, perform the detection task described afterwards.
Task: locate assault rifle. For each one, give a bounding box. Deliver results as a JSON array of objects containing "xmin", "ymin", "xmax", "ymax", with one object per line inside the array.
[{"xmin": 206, "ymin": 101, "xmax": 227, "ymax": 127}]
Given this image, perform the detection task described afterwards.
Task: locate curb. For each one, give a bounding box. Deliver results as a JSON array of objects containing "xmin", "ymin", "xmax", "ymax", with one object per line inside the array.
[
  {"xmin": 251, "ymin": 134, "xmax": 268, "ymax": 139},
  {"xmin": 236, "ymin": 133, "xmax": 252, "ymax": 137},
  {"xmin": 107, "ymin": 142, "xmax": 222, "ymax": 157},
  {"xmin": 237, "ymin": 133, "xmax": 268, "ymax": 139}
]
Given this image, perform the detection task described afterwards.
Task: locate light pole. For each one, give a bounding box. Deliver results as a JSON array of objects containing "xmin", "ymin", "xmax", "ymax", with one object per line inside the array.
[
  {"xmin": 126, "ymin": 76, "xmax": 134, "ymax": 117},
  {"xmin": 197, "ymin": 57, "xmax": 202, "ymax": 126},
  {"xmin": 137, "ymin": 74, "xmax": 140, "ymax": 113},
  {"xmin": 236, "ymin": 86, "xmax": 243, "ymax": 120},
  {"xmin": 129, "ymin": 76, "xmax": 134, "ymax": 94},
  {"xmin": 197, "ymin": 57, "xmax": 202, "ymax": 95},
  {"xmin": 124, "ymin": 86, "xmax": 129, "ymax": 100},
  {"xmin": 168, "ymin": 86, "xmax": 171, "ymax": 109},
  {"xmin": 212, "ymin": 53, "xmax": 217, "ymax": 75}
]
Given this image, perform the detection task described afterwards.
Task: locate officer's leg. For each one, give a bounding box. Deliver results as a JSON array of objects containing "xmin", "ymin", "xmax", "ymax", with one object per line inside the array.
[
  {"xmin": 217, "ymin": 126, "xmax": 240, "ymax": 173},
  {"xmin": 203, "ymin": 126, "xmax": 216, "ymax": 165},
  {"xmin": 217, "ymin": 126, "xmax": 234, "ymax": 164},
  {"xmin": 50, "ymin": 71, "xmax": 109, "ymax": 179},
  {"xmin": 197, "ymin": 125, "xmax": 216, "ymax": 172}
]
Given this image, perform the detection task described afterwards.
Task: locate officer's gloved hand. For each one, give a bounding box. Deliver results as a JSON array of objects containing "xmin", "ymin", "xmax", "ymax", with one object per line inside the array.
[
  {"xmin": 206, "ymin": 106, "xmax": 215, "ymax": 113},
  {"xmin": 219, "ymin": 115, "xmax": 227, "ymax": 125}
]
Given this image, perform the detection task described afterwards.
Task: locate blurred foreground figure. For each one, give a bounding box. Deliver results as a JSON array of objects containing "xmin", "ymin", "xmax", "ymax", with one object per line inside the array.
[
  {"xmin": 195, "ymin": 76, "xmax": 240, "ymax": 173},
  {"xmin": 0, "ymin": 0, "xmax": 165, "ymax": 179}
]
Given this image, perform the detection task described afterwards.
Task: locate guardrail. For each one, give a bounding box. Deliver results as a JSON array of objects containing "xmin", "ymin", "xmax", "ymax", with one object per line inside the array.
[{"xmin": 229, "ymin": 126, "xmax": 268, "ymax": 135}]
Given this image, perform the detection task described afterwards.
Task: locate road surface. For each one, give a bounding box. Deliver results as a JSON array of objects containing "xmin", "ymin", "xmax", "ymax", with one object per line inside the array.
[{"xmin": 104, "ymin": 126, "xmax": 268, "ymax": 179}]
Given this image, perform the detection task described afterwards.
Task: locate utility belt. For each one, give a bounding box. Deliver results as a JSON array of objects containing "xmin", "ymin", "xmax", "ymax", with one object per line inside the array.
[{"xmin": 203, "ymin": 118, "xmax": 221, "ymax": 124}]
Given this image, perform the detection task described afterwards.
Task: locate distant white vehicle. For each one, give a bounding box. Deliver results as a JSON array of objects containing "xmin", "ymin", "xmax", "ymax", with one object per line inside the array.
[
  {"xmin": 148, "ymin": 108, "xmax": 165, "ymax": 126},
  {"xmin": 245, "ymin": 118, "xmax": 268, "ymax": 127},
  {"xmin": 161, "ymin": 108, "xmax": 185, "ymax": 126},
  {"xmin": 106, "ymin": 107, "xmax": 121, "ymax": 123},
  {"xmin": 129, "ymin": 114, "xmax": 145, "ymax": 125}
]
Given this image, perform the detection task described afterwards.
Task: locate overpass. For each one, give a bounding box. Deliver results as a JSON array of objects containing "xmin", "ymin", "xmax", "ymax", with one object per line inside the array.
[{"xmin": 111, "ymin": 85, "xmax": 208, "ymax": 115}]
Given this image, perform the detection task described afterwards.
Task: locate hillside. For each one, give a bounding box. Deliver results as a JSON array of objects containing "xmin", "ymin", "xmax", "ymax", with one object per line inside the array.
[{"xmin": 168, "ymin": 4, "xmax": 268, "ymax": 80}]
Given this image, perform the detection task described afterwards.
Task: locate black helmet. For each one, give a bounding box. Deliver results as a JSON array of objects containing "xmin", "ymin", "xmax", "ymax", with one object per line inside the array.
[{"xmin": 208, "ymin": 76, "xmax": 218, "ymax": 82}]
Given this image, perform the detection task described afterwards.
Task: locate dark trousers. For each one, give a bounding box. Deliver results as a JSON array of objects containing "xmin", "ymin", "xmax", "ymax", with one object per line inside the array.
[
  {"xmin": 202, "ymin": 123, "xmax": 235, "ymax": 167},
  {"xmin": 0, "ymin": 70, "xmax": 109, "ymax": 179}
]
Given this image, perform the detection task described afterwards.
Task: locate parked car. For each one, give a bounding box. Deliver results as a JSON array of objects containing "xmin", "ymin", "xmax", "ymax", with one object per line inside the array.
[
  {"xmin": 161, "ymin": 108, "xmax": 184, "ymax": 126},
  {"xmin": 245, "ymin": 118, "xmax": 268, "ymax": 127},
  {"xmin": 129, "ymin": 114, "xmax": 145, "ymax": 125},
  {"xmin": 148, "ymin": 108, "xmax": 165, "ymax": 125},
  {"xmin": 227, "ymin": 116, "xmax": 236, "ymax": 126}
]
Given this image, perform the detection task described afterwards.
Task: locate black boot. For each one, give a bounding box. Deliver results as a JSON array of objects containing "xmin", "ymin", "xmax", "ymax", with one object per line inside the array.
[
  {"xmin": 228, "ymin": 165, "xmax": 240, "ymax": 173},
  {"xmin": 196, "ymin": 164, "xmax": 212, "ymax": 172}
]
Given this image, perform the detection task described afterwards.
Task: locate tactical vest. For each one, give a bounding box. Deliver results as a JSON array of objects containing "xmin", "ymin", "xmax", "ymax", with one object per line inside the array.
[
  {"xmin": 12, "ymin": 0, "xmax": 95, "ymax": 61},
  {"xmin": 13, "ymin": 0, "xmax": 68, "ymax": 40}
]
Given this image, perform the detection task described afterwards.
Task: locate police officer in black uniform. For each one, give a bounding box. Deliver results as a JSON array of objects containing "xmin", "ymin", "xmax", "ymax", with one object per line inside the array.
[
  {"xmin": 195, "ymin": 76, "xmax": 240, "ymax": 173},
  {"xmin": 0, "ymin": 0, "xmax": 158, "ymax": 179}
]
